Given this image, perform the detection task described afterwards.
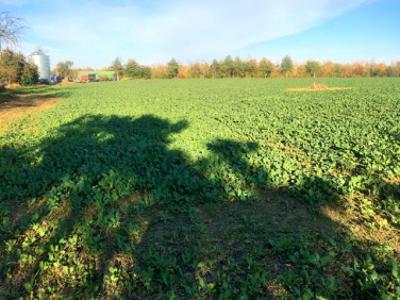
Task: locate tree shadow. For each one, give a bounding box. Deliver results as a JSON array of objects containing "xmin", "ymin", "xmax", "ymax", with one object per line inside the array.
[
  {"xmin": 134, "ymin": 139, "xmax": 399, "ymax": 298},
  {"xmin": 0, "ymin": 116, "xmax": 398, "ymax": 298},
  {"xmin": 1, "ymin": 114, "xmax": 212, "ymax": 297},
  {"xmin": 0, "ymin": 88, "xmax": 16, "ymax": 104}
]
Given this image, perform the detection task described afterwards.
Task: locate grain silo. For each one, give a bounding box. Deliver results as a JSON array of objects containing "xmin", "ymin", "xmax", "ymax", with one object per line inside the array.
[{"xmin": 29, "ymin": 50, "xmax": 51, "ymax": 83}]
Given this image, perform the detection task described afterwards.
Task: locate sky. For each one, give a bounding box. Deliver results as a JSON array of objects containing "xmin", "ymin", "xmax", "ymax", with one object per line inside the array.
[{"xmin": 1, "ymin": 0, "xmax": 399, "ymax": 68}]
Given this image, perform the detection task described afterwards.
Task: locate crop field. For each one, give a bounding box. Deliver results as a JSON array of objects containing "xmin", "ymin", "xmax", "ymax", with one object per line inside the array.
[{"xmin": 0, "ymin": 78, "xmax": 399, "ymax": 298}]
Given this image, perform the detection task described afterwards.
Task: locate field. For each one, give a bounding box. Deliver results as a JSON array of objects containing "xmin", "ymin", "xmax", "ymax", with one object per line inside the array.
[{"xmin": 0, "ymin": 78, "xmax": 399, "ymax": 298}]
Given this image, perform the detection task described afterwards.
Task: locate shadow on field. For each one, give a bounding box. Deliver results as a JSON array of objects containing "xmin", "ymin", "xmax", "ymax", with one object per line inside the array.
[{"xmin": 0, "ymin": 115, "xmax": 397, "ymax": 298}]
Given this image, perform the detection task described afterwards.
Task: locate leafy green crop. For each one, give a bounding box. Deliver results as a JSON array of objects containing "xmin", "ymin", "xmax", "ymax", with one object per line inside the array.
[{"xmin": 0, "ymin": 78, "xmax": 399, "ymax": 298}]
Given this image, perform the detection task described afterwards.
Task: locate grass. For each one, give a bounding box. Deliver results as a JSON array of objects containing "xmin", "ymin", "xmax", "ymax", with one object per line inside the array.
[
  {"xmin": 0, "ymin": 85, "xmax": 68, "ymax": 131},
  {"xmin": 0, "ymin": 78, "xmax": 399, "ymax": 298},
  {"xmin": 0, "ymin": 87, "xmax": 17, "ymax": 104}
]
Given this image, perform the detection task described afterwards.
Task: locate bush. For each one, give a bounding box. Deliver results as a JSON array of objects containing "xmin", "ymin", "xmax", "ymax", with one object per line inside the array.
[{"xmin": 98, "ymin": 76, "xmax": 110, "ymax": 82}]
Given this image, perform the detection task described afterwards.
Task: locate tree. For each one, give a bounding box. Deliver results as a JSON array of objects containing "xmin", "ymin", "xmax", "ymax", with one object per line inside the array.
[
  {"xmin": 210, "ymin": 59, "xmax": 220, "ymax": 78},
  {"xmin": 222, "ymin": 56, "xmax": 235, "ymax": 78},
  {"xmin": 167, "ymin": 58, "xmax": 179, "ymax": 78},
  {"xmin": 125, "ymin": 59, "xmax": 151, "ymax": 79},
  {"xmin": 259, "ymin": 58, "xmax": 273, "ymax": 78},
  {"xmin": 395, "ymin": 61, "xmax": 400, "ymax": 77},
  {"xmin": 150, "ymin": 64, "xmax": 168, "ymax": 79},
  {"xmin": 233, "ymin": 57, "xmax": 245, "ymax": 77},
  {"xmin": 188, "ymin": 63, "xmax": 202, "ymax": 78},
  {"xmin": 280, "ymin": 55, "xmax": 293, "ymax": 78},
  {"xmin": 141, "ymin": 66, "xmax": 151, "ymax": 79},
  {"xmin": 0, "ymin": 49, "xmax": 37, "ymax": 84},
  {"xmin": 244, "ymin": 59, "xmax": 257, "ymax": 78},
  {"xmin": 199, "ymin": 63, "xmax": 211, "ymax": 78},
  {"xmin": 125, "ymin": 59, "xmax": 141, "ymax": 78},
  {"xmin": 56, "ymin": 61, "xmax": 74, "ymax": 80},
  {"xmin": 332, "ymin": 63, "xmax": 343, "ymax": 77},
  {"xmin": 369, "ymin": 63, "xmax": 387, "ymax": 77},
  {"xmin": 388, "ymin": 61, "xmax": 400, "ymax": 77},
  {"xmin": 111, "ymin": 57, "xmax": 123, "ymax": 81},
  {"xmin": 305, "ymin": 60, "xmax": 321, "ymax": 78},
  {"xmin": 0, "ymin": 49, "xmax": 23, "ymax": 83},
  {"xmin": 22, "ymin": 62, "xmax": 38, "ymax": 85},
  {"xmin": 0, "ymin": 11, "xmax": 24, "ymax": 51}
]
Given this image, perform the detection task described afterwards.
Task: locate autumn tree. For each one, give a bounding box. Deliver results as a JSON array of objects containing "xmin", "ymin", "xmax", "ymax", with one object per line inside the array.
[
  {"xmin": 369, "ymin": 63, "xmax": 387, "ymax": 77},
  {"xmin": 259, "ymin": 58, "xmax": 273, "ymax": 78},
  {"xmin": 387, "ymin": 61, "xmax": 400, "ymax": 77},
  {"xmin": 0, "ymin": 49, "xmax": 23, "ymax": 83},
  {"xmin": 280, "ymin": 55, "xmax": 293, "ymax": 77},
  {"xmin": 56, "ymin": 61, "xmax": 74, "ymax": 80},
  {"xmin": 150, "ymin": 64, "xmax": 168, "ymax": 79},
  {"xmin": 167, "ymin": 58, "xmax": 179, "ymax": 78},
  {"xmin": 395, "ymin": 62, "xmax": 400, "ymax": 77},
  {"xmin": 243, "ymin": 59, "xmax": 257, "ymax": 78},
  {"xmin": 145, "ymin": 57, "xmax": 398, "ymax": 79},
  {"xmin": 199, "ymin": 63, "xmax": 211, "ymax": 78},
  {"xmin": 0, "ymin": 49, "xmax": 37, "ymax": 84},
  {"xmin": 188, "ymin": 63, "xmax": 202, "ymax": 78},
  {"xmin": 305, "ymin": 60, "xmax": 321, "ymax": 78}
]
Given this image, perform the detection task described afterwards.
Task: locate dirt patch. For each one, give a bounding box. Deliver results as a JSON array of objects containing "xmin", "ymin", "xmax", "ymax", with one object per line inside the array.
[
  {"xmin": 0, "ymin": 94, "xmax": 60, "ymax": 131},
  {"xmin": 383, "ymin": 177, "xmax": 400, "ymax": 185},
  {"xmin": 321, "ymin": 201, "xmax": 400, "ymax": 253},
  {"xmin": 287, "ymin": 83, "xmax": 352, "ymax": 92}
]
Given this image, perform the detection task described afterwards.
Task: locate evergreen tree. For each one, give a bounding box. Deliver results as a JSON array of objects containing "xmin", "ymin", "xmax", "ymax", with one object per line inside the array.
[{"xmin": 167, "ymin": 58, "xmax": 179, "ymax": 78}]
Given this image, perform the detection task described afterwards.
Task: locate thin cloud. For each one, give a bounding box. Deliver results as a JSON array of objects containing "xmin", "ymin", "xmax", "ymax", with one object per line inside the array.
[
  {"xmin": 0, "ymin": 0, "xmax": 27, "ymax": 6},
  {"xmin": 18, "ymin": 0, "xmax": 370, "ymax": 67}
]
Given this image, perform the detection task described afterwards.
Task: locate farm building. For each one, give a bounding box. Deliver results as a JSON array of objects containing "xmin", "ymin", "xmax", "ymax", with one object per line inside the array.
[{"xmin": 77, "ymin": 71, "xmax": 116, "ymax": 82}]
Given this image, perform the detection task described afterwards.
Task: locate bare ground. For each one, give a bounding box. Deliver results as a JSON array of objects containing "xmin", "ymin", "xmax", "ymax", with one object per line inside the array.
[{"xmin": 0, "ymin": 93, "xmax": 60, "ymax": 131}]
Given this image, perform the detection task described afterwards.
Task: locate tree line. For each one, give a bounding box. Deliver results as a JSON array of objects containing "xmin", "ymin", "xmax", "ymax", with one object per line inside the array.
[
  {"xmin": 2, "ymin": 49, "xmax": 400, "ymax": 86},
  {"xmin": 107, "ymin": 55, "xmax": 400, "ymax": 80}
]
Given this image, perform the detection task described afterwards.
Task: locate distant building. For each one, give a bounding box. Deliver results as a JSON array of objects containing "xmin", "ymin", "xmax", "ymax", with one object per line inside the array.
[
  {"xmin": 29, "ymin": 50, "xmax": 51, "ymax": 83},
  {"xmin": 77, "ymin": 70, "xmax": 116, "ymax": 82}
]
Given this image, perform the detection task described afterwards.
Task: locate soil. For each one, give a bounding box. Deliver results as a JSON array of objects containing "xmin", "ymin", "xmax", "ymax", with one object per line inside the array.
[{"xmin": 0, "ymin": 94, "xmax": 59, "ymax": 131}]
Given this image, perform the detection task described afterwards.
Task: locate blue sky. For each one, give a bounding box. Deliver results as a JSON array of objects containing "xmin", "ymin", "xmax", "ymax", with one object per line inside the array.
[{"xmin": 1, "ymin": 0, "xmax": 399, "ymax": 68}]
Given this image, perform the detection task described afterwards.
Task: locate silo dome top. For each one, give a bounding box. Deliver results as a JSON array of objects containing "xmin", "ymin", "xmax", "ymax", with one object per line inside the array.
[{"xmin": 30, "ymin": 49, "xmax": 48, "ymax": 56}]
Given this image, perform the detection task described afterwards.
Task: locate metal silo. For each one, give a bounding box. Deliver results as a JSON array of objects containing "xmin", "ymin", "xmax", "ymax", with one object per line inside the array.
[{"xmin": 29, "ymin": 50, "xmax": 51, "ymax": 83}]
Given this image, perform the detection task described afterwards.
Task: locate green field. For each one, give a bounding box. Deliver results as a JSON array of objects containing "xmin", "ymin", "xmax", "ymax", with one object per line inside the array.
[{"xmin": 1, "ymin": 78, "xmax": 399, "ymax": 298}]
